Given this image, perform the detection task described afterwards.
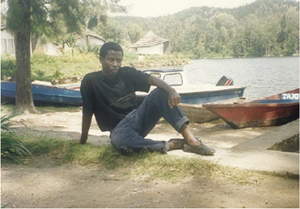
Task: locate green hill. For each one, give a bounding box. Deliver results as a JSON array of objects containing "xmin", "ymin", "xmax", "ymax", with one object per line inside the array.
[{"xmin": 113, "ymin": 0, "xmax": 299, "ymax": 58}]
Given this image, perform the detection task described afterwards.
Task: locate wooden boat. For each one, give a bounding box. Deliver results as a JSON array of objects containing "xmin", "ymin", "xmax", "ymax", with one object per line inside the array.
[
  {"xmin": 203, "ymin": 89, "xmax": 299, "ymax": 129},
  {"xmin": 1, "ymin": 81, "xmax": 82, "ymax": 106},
  {"xmin": 178, "ymin": 103, "xmax": 219, "ymax": 123},
  {"xmin": 136, "ymin": 69, "xmax": 246, "ymax": 105},
  {"xmin": 178, "ymin": 97, "xmax": 246, "ymax": 123}
]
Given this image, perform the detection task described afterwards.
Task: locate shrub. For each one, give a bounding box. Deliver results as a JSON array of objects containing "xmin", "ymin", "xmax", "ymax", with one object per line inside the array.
[
  {"xmin": 77, "ymin": 44, "xmax": 100, "ymax": 56},
  {"xmin": 1, "ymin": 56, "xmax": 16, "ymax": 80},
  {"xmin": 1, "ymin": 113, "xmax": 32, "ymax": 163}
]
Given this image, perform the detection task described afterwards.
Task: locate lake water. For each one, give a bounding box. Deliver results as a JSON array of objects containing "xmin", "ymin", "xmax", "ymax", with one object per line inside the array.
[{"xmin": 183, "ymin": 57, "xmax": 299, "ymax": 101}]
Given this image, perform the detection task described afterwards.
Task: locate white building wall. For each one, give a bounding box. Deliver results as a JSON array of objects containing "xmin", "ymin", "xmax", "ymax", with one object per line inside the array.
[
  {"xmin": 88, "ymin": 36, "xmax": 104, "ymax": 46},
  {"xmin": 1, "ymin": 30, "xmax": 104, "ymax": 56},
  {"xmin": 76, "ymin": 37, "xmax": 86, "ymax": 46},
  {"xmin": 136, "ymin": 44, "xmax": 164, "ymax": 55},
  {"xmin": 43, "ymin": 43, "xmax": 58, "ymax": 55},
  {"xmin": 1, "ymin": 30, "xmax": 15, "ymax": 55}
]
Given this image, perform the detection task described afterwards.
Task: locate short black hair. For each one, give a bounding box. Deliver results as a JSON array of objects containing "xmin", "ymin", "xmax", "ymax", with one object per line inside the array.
[{"xmin": 99, "ymin": 42, "xmax": 123, "ymax": 59}]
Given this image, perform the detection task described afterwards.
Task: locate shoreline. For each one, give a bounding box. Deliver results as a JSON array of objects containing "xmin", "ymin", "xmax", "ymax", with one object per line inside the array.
[{"xmin": 2, "ymin": 108, "xmax": 299, "ymax": 208}]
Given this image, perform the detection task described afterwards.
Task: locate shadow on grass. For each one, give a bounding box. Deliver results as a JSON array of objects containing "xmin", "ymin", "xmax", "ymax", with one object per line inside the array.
[
  {"xmin": 5, "ymin": 134, "xmax": 221, "ymax": 181},
  {"xmin": 2, "ymin": 134, "xmax": 268, "ymax": 184}
]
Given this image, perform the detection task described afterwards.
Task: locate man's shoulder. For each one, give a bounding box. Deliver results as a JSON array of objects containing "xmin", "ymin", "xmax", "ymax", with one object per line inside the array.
[
  {"xmin": 119, "ymin": 66, "xmax": 137, "ymax": 73},
  {"xmin": 84, "ymin": 71, "xmax": 99, "ymax": 78},
  {"xmin": 81, "ymin": 72, "xmax": 101, "ymax": 88},
  {"xmin": 119, "ymin": 66, "xmax": 148, "ymax": 77},
  {"xmin": 82, "ymin": 71, "xmax": 100, "ymax": 82}
]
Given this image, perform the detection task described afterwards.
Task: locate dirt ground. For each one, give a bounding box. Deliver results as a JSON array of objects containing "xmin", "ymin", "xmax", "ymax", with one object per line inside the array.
[{"xmin": 1, "ymin": 108, "xmax": 299, "ymax": 208}]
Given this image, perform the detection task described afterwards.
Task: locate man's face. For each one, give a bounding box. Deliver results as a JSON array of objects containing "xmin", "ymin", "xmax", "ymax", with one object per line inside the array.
[{"xmin": 100, "ymin": 50, "xmax": 123, "ymax": 79}]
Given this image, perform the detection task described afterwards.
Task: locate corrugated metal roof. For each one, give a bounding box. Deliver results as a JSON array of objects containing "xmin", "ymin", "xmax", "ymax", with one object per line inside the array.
[
  {"xmin": 130, "ymin": 31, "xmax": 169, "ymax": 48},
  {"xmin": 85, "ymin": 30, "xmax": 105, "ymax": 41},
  {"xmin": 75, "ymin": 30, "xmax": 105, "ymax": 41}
]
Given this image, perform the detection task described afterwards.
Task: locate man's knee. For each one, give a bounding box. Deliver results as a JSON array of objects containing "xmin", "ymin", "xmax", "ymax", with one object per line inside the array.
[{"xmin": 150, "ymin": 88, "xmax": 168, "ymax": 103}]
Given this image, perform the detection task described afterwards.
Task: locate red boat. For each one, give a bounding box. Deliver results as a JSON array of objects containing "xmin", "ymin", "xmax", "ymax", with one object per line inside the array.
[{"xmin": 203, "ymin": 89, "xmax": 299, "ymax": 129}]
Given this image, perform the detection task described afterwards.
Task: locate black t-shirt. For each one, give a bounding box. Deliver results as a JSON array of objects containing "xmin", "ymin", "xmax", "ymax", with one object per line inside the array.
[{"xmin": 80, "ymin": 67, "xmax": 151, "ymax": 131}]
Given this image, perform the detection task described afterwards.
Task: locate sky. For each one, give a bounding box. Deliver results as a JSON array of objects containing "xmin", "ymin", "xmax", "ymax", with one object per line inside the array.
[{"xmin": 115, "ymin": 0, "xmax": 258, "ymax": 17}]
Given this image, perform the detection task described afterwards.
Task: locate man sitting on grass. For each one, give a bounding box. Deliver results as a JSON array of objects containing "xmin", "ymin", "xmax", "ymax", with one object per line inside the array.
[{"xmin": 79, "ymin": 42, "xmax": 215, "ymax": 156}]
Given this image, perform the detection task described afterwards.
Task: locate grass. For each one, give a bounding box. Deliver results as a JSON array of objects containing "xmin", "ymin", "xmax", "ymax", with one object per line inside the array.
[
  {"xmin": 0, "ymin": 104, "xmax": 264, "ymax": 184},
  {"xmin": 1, "ymin": 113, "xmax": 32, "ymax": 164},
  {"xmin": 1, "ymin": 104, "xmax": 80, "ymax": 114},
  {"xmin": 31, "ymin": 53, "xmax": 100, "ymax": 83},
  {"xmin": 1, "ymin": 51, "xmax": 190, "ymax": 84},
  {"xmin": 2, "ymin": 133, "xmax": 265, "ymax": 184}
]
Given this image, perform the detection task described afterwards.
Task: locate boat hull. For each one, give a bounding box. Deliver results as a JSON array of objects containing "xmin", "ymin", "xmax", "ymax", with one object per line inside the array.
[
  {"xmin": 1, "ymin": 81, "xmax": 82, "ymax": 106},
  {"xmin": 178, "ymin": 103, "xmax": 219, "ymax": 123},
  {"xmin": 179, "ymin": 88, "xmax": 245, "ymax": 104},
  {"xmin": 203, "ymin": 89, "xmax": 299, "ymax": 128},
  {"xmin": 178, "ymin": 97, "xmax": 245, "ymax": 123},
  {"xmin": 137, "ymin": 86, "xmax": 245, "ymax": 106}
]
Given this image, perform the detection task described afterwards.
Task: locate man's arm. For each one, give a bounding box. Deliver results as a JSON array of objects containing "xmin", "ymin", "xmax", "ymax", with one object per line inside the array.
[
  {"xmin": 80, "ymin": 113, "xmax": 93, "ymax": 144},
  {"xmin": 148, "ymin": 75, "xmax": 181, "ymax": 108}
]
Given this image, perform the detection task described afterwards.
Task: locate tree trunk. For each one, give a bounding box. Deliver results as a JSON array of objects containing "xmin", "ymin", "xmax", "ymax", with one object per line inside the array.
[{"xmin": 14, "ymin": 0, "xmax": 37, "ymax": 113}]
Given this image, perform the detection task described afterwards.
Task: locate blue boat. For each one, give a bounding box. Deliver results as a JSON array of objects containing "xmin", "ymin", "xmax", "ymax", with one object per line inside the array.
[{"xmin": 1, "ymin": 81, "xmax": 82, "ymax": 106}]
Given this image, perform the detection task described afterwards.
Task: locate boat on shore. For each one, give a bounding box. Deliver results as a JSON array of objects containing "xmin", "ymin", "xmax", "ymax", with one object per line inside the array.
[
  {"xmin": 178, "ymin": 97, "xmax": 246, "ymax": 123},
  {"xmin": 1, "ymin": 69, "xmax": 246, "ymax": 112},
  {"xmin": 203, "ymin": 89, "xmax": 299, "ymax": 129},
  {"xmin": 136, "ymin": 69, "xmax": 246, "ymax": 105},
  {"xmin": 1, "ymin": 81, "xmax": 82, "ymax": 106}
]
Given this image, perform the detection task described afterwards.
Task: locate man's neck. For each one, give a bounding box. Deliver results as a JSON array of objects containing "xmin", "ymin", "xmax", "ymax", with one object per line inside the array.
[{"xmin": 101, "ymin": 70, "xmax": 116, "ymax": 80}]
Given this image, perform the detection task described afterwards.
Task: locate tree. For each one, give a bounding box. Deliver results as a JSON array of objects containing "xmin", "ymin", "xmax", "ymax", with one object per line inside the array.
[
  {"xmin": 7, "ymin": 0, "xmax": 36, "ymax": 113},
  {"xmin": 5, "ymin": 0, "xmax": 123, "ymax": 113},
  {"xmin": 232, "ymin": 25, "xmax": 248, "ymax": 57},
  {"xmin": 126, "ymin": 22, "xmax": 143, "ymax": 43},
  {"xmin": 5, "ymin": 0, "xmax": 83, "ymax": 113},
  {"xmin": 260, "ymin": 16, "xmax": 281, "ymax": 56},
  {"xmin": 96, "ymin": 18, "xmax": 125, "ymax": 43},
  {"xmin": 278, "ymin": 8, "xmax": 299, "ymax": 56}
]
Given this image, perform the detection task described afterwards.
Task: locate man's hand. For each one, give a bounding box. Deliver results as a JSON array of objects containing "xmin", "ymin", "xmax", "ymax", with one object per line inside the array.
[
  {"xmin": 80, "ymin": 135, "xmax": 88, "ymax": 144},
  {"xmin": 168, "ymin": 89, "xmax": 181, "ymax": 108},
  {"xmin": 148, "ymin": 75, "xmax": 181, "ymax": 108},
  {"xmin": 80, "ymin": 113, "xmax": 92, "ymax": 145}
]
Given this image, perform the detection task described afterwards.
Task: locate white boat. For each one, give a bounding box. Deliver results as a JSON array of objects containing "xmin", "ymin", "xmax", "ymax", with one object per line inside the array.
[
  {"xmin": 136, "ymin": 69, "xmax": 246, "ymax": 105},
  {"xmin": 135, "ymin": 69, "xmax": 246, "ymax": 123}
]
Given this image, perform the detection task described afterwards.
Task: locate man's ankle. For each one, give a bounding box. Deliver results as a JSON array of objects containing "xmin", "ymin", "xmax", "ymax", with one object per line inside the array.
[
  {"xmin": 186, "ymin": 138, "xmax": 200, "ymax": 146},
  {"xmin": 168, "ymin": 138, "xmax": 185, "ymax": 150}
]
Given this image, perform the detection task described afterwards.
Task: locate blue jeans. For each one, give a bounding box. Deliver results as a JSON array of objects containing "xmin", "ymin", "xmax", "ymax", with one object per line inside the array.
[{"xmin": 110, "ymin": 88, "xmax": 189, "ymax": 154}]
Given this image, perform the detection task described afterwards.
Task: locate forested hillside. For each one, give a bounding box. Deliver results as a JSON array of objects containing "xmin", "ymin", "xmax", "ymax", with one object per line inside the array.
[{"xmin": 111, "ymin": 0, "xmax": 299, "ymax": 58}]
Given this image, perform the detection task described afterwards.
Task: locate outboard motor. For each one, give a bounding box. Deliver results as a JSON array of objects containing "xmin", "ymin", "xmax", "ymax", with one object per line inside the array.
[{"xmin": 216, "ymin": 76, "xmax": 234, "ymax": 86}]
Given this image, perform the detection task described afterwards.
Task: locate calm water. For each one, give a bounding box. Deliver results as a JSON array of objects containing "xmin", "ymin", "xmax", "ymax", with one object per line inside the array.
[{"xmin": 183, "ymin": 57, "xmax": 299, "ymax": 101}]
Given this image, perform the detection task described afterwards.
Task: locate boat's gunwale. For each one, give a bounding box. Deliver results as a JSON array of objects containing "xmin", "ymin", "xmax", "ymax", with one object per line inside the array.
[
  {"xmin": 203, "ymin": 102, "xmax": 299, "ymax": 109},
  {"xmin": 202, "ymin": 88, "xmax": 299, "ymax": 128},
  {"xmin": 1, "ymin": 81, "xmax": 82, "ymax": 105}
]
